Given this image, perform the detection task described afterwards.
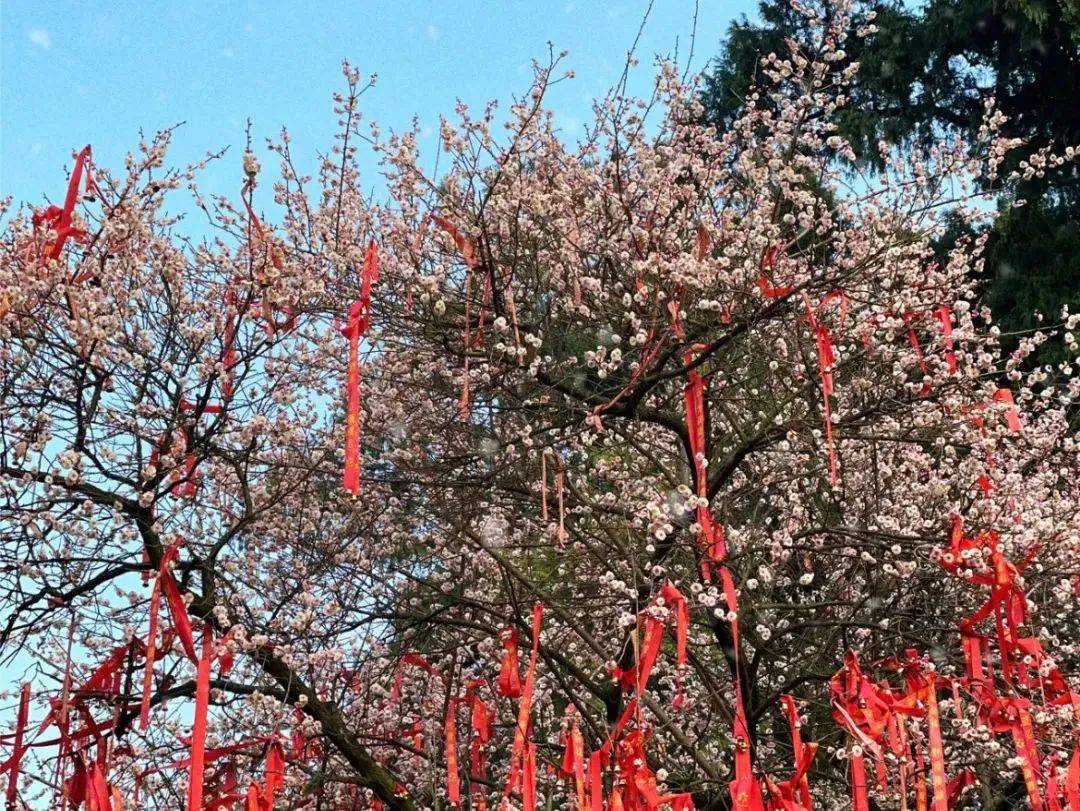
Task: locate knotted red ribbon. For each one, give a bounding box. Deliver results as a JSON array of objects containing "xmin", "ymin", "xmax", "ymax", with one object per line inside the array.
[
  {"xmin": 503, "ymin": 604, "xmax": 543, "ymax": 811},
  {"xmin": 801, "ymin": 292, "xmax": 846, "ymax": 485},
  {"xmin": 779, "ymin": 695, "xmax": 813, "ymax": 810},
  {"xmin": 935, "ymin": 305, "xmax": 957, "ymax": 375},
  {"xmin": 496, "ymin": 627, "xmax": 523, "ymax": 699},
  {"xmin": 431, "ymin": 215, "xmax": 479, "ymax": 421},
  {"xmin": 758, "ymin": 244, "xmax": 794, "ymax": 298},
  {"xmin": 340, "ymin": 240, "xmax": 379, "ymax": 494},
  {"xmin": 33, "ymin": 145, "xmax": 95, "ymax": 264},
  {"xmin": 559, "ymin": 708, "xmax": 587, "ymax": 810}
]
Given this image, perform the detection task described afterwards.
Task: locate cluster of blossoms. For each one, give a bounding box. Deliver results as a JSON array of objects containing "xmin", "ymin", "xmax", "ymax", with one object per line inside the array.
[{"xmin": 2, "ymin": 2, "xmax": 1080, "ymax": 808}]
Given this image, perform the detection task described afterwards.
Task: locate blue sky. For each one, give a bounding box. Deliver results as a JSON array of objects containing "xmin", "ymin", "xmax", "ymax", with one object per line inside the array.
[{"xmin": 2, "ymin": 0, "xmax": 756, "ymax": 214}]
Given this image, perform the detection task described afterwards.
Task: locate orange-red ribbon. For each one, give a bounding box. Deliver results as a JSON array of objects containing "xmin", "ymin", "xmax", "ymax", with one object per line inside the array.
[
  {"xmin": 935, "ymin": 305, "xmax": 957, "ymax": 375},
  {"xmin": 503, "ymin": 604, "xmax": 543, "ymax": 810},
  {"xmin": 993, "ymin": 388, "xmax": 1022, "ymax": 433},
  {"xmin": 758, "ymin": 244, "xmax": 794, "ymax": 298},
  {"xmin": 4, "ymin": 683, "xmax": 30, "ymax": 808},
  {"xmin": 187, "ymin": 626, "xmax": 214, "ymax": 811},
  {"xmin": 496, "ymin": 627, "xmax": 523, "ymax": 699},
  {"xmin": 801, "ymin": 292, "xmax": 845, "ymax": 485},
  {"xmin": 33, "ymin": 145, "xmax": 95, "ymax": 263},
  {"xmin": 340, "ymin": 241, "xmax": 379, "ymax": 494}
]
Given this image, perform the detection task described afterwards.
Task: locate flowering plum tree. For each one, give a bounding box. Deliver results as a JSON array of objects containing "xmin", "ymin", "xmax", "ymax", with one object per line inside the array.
[{"xmin": 2, "ymin": 5, "xmax": 1080, "ymax": 809}]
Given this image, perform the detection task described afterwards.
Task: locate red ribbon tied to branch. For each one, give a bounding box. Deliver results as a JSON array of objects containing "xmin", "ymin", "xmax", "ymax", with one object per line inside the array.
[
  {"xmin": 801, "ymin": 291, "xmax": 847, "ymax": 486},
  {"xmin": 340, "ymin": 240, "xmax": 379, "ymax": 495},
  {"xmin": 758, "ymin": 244, "xmax": 794, "ymax": 298},
  {"xmin": 503, "ymin": 604, "xmax": 543, "ymax": 811},
  {"xmin": 33, "ymin": 145, "xmax": 96, "ymax": 264},
  {"xmin": 496, "ymin": 626, "xmax": 523, "ymax": 699}
]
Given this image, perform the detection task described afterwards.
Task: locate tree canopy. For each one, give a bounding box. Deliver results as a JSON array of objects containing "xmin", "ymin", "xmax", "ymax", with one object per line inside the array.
[
  {"xmin": 2, "ymin": 8, "xmax": 1080, "ymax": 811},
  {"xmin": 702, "ymin": 0, "xmax": 1080, "ymax": 350}
]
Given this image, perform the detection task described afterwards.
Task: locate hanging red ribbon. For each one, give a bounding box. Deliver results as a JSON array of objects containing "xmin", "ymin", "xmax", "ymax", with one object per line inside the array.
[
  {"xmin": 659, "ymin": 583, "xmax": 689, "ymax": 707},
  {"xmin": 431, "ymin": 214, "xmax": 479, "ymax": 421},
  {"xmin": 681, "ymin": 344, "xmax": 728, "ymax": 574},
  {"xmin": 779, "ymin": 695, "xmax": 813, "ymax": 810},
  {"xmin": 446, "ymin": 696, "xmax": 461, "ymax": 807},
  {"xmin": 341, "ymin": 294, "xmax": 364, "ymax": 494},
  {"xmin": 187, "ymin": 626, "xmax": 214, "ymax": 811},
  {"xmin": 993, "ymin": 388, "xmax": 1022, "ymax": 433},
  {"xmin": 340, "ymin": 240, "xmax": 379, "ymax": 495},
  {"xmin": 158, "ymin": 539, "xmax": 199, "ymax": 664},
  {"xmin": 3, "ymin": 683, "xmax": 30, "ymax": 808},
  {"xmin": 758, "ymin": 244, "xmax": 794, "ymax": 298},
  {"xmin": 496, "ymin": 627, "xmax": 523, "ymax": 699},
  {"xmin": 466, "ymin": 680, "xmax": 492, "ymax": 811},
  {"xmin": 610, "ymin": 582, "xmax": 690, "ymax": 702},
  {"xmin": 559, "ymin": 708, "xmax": 587, "ymax": 810},
  {"xmin": 389, "ymin": 653, "xmax": 437, "ymax": 704},
  {"xmin": 1066, "ymin": 746, "xmax": 1080, "ymax": 809},
  {"xmin": 33, "ymin": 145, "xmax": 95, "ymax": 264},
  {"xmin": 149, "ymin": 399, "xmax": 224, "ymax": 499},
  {"xmin": 801, "ymin": 292, "xmax": 845, "ymax": 485},
  {"xmin": 902, "ymin": 312, "xmax": 931, "ymax": 396},
  {"xmin": 139, "ymin": 569, "xmax": 163, "ymax": 730},
  {"xmin": 503, "ymin": 604, "xmax": 543, "ymax": 810},
  {"xmin": 935, "ymin": 305, "xmax": 957, "ymax": 375}
]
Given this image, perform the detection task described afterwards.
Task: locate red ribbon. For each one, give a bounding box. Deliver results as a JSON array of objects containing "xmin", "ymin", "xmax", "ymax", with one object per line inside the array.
[
  {"xmin": 389, "ymin": 653, "xmax": 436, "ymax": 703},
  {"xmin": 801, "ymin": 292, "xmax": 845, "ymax": 485},
  {"xmin": 993, "ymin": 388, "xmax": 1022, "ymax": 433},
  {"xmin": 446, "ymin": 696, "xmax": 461, "ymax": 806},
  {"xmin": 935, "ymin": 305, "xmax": 957, "ymax": 374},
  {"xmin": 496, "ymin": 627, "xmax": 523, "ymax": 699},
  {"xmin": 610, "ymin": 582, "xmax": 689, "ymax": 701},
  {"xmin": 3, "ymin": 683, "xmax": 30, "ymax": 808},
  {"xmin": 559, "ymin": 708, "xmax": 587, "ymax": 810},
  {"xmin": 779, "ymin": 695, "xmax": 813, "ymax": 810},
  {"xmin": 850, "ymin": 749, "xmax": 870, "ymax": 811},
  {"xmin": 1066, "ymin": 746, "xmax": 1080, "ymax": 809},
  {"xmin": 902, "ymin": 312, "xmax": 931, "ymax": 395},
  {"xmin": 33, "ymin": 145, "xmax": 95, "ymax": 263},
  {"xmin": 466, "ymin": 681, "xmax": 492, "ymax": 811},
  {"xmin": 340, "ymin": 241, "xmax": 379, "ymax": 495},
  {"xmin": 140, "ymin": 569, "xmax": 163, "ymax": 730},
  {"xmin": 758, "ymin": 244, "xmax": 794, "ymax": 298},
  {"xmin": 430, "ymin": 215, "xmax": 479, "ymax": 421},
  {"xmin": 159, "ymin": 539, "xmax": 199, "ymax": 664},
  {"xmin": 503, "ymin": 604, "xmax": 543, "ymax": 810},
  {"xmin": 187, "ymin": 626, "xmax": 214, "ymax": 811}
]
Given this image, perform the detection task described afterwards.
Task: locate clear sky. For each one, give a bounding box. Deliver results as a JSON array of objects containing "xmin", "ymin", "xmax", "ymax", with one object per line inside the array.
[{"xmin": 1, "ymin": 0, "xmax": 756, "ymax": 214}]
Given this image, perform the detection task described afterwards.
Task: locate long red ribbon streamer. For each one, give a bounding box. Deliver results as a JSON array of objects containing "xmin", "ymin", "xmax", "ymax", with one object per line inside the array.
[{"xmin": 187, "ymin": 627, "xmax": 213, "ymax": 811}]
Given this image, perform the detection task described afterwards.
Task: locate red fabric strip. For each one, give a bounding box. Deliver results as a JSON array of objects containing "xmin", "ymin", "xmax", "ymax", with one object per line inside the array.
[
  {"xmin": 503, "ymin": 605, "xmax": 543, "ymax": 808},
  {"xmin": 187, "ymin": 627, "xmax": 213, "ymax": 811},
  {"xmin": 924, "ymin": 681, "xmax": 948, "ymax": 811},
  {"xmin": 935, "ymin": 305, "xmax": 957, "ymax": 374},
  {"xmin": 445, "ymin": 698, "xmax": 461, "ymax": 806},
  {"xmin": 4, "ymin": 683, "xmax": 30, "ymax": 807},
  {"xmin": 140, "ymin": 574, "xmax": 163, "ymax": 730},
  {"xmin": 850, "ymin": 752, "xmax": 870, "ymax": 811},
  {"xmin": 993, "ymin": 388, "xmax": 1022, "ymax": 433},
  {"xmin": 496, "ymin": 627, "xmax": 522, "ymax": 699},
  {"xmin": 340, "ymin": 241, "xmax": 379, "ymax": 494}
]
